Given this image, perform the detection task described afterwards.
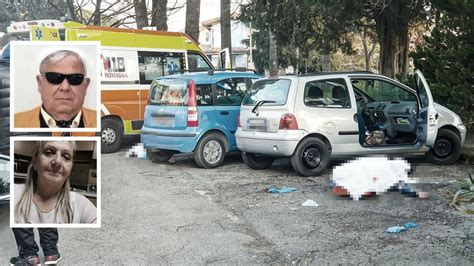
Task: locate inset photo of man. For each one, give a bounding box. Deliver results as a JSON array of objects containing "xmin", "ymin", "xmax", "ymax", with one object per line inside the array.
[{"xmin": 10, "ymin": 42, "xmax": 100, "ymax": 132}]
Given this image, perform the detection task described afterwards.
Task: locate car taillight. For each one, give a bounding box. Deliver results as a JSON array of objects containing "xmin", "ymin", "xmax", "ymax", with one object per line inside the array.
[
  {"xmin": 187, "ymin": 80, "xmax": 198, "ymax": 127},
  {"xmin": 279, "ymin": 113, "xmax": 298, "ymax": 130},
  {"xmin": 237, "ymin": 113, "xmax": 241, "ymax": 128}
]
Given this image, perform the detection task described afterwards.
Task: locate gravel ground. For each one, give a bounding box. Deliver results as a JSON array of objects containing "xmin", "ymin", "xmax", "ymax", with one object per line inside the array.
[{"xmin": 1, "ymin": 144, "xmax": 473, "ymax": 264}]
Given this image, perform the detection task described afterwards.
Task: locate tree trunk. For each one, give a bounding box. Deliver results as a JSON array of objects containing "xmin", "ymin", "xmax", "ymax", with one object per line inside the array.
[
  {"xmin": 152, "ymin": 0, "xmax": 168, "ymax": 31},
  {"xmin": 375, "ymin": 2, "xmax": 409, "ymax": 79},
  {"xmin": 92, "ymin": 0, "xmax": 102, "ymax": 26},
  {"xmin": 220, "ymin": 0, "xmax": 232, "ymax": 67},
  {"xmin": 185, "ymin": 0, "xmax": 200, "ymax": 43},
  {"xmin": 361, "ymin": 28, "xmax": 377, "ymax": 71},
  {"xmin": 320, "ymin": 40, "xmax": 331, "ymax": 72},
  {"xmin": 134, "ymin": 0, "xmax": 148, "ymax": 29},
  {"xmin": 65, "ymin": 0, "xmax": 77, "ymax": 22},
  {"xmin": 269, "ymin": 30, "xmax": 278, "ymax": 77}
]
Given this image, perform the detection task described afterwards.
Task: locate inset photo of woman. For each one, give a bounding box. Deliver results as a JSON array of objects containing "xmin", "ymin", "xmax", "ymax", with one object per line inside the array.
[{"xmin": 10, "ymin": 137, "xmax": 100, "ymax": 228}]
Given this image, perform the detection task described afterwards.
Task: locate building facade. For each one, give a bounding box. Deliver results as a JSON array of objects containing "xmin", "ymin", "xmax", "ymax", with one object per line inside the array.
[{"xmin": 198, "ymin": 17, "xmax": 252, "ymax": 69}]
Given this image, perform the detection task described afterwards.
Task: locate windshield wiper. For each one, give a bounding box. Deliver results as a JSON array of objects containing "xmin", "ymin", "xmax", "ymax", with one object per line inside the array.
[{"xmin": 252, "ymin": 100, "xmax": 276, "ymax": 113}]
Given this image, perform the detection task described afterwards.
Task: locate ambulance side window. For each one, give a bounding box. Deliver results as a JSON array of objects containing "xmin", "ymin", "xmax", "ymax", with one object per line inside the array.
[
  {"xmin": 187, "ymin": 52, "xmax": 212, "ymax": 71},
  {"xmin": 138, "ymin": 51, "xmax": 185, "ymax": 84}
]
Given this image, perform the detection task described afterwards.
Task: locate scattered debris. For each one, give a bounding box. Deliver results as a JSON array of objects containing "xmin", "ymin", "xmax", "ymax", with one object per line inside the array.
[
  {"xmin": 301, "ymin": 199, "xmax": 319, "ymax": 207},
  {"xmin": 195, "ymin": 190, "xmax": 212, "ymax": 201},
  {"xmin": 126, "ymin": 143, "xmax": 147, "ymax": 158},
  {"xmin": 267, "ymin": 187, "xmax": 298, "ymax": 194},
  {"xmin": 386, "ymin": 222, "xmax": 419, "ymax": 234},
  {"xmin": 404, "ymin": 222, "xmax": 418, "ymax": 228},
  {"xmin": 227, "ymin": 214, "xmax": 240, "ymax": 223},
  {"xmin": 386, "ymin": 226, "xmax": 407, "ymax": 234},
  {"xmin": 195, "ymin": 190, "xmax": 209, "ymax": 196}
]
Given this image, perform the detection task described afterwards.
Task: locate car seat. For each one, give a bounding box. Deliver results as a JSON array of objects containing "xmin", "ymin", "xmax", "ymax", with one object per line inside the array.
[
  {"xmin": 306, "ymin": 85, "xmax": 323, "ymax": 105},
  {"xmin": 332, "ymin": 86, "xmax": 349, "ymax": 107}
]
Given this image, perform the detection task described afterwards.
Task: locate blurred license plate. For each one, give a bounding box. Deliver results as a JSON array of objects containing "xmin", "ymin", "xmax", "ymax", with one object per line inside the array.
[
  {"xmin": 153, "ymin": 117, "xmax": 174, "ymax": 127},
  {"xmin": 247, "ymin": 118, "xmax": 267, "ymax": 130}
]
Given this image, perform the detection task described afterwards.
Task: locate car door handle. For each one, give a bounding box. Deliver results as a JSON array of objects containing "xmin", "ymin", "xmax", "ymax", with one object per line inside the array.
[{"xmin": 220, "ymin": 111, "xmax": 229, "ymax": 115}]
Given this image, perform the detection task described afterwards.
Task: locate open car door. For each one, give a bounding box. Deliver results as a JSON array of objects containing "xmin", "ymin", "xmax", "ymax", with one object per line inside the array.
[
  {"xmin": 414, "ymin": 70, "xmax": 438, "ymax": 147},
  {"xmin": 218, "ymin": 47, "xmax": 232, "ymax": 70}
]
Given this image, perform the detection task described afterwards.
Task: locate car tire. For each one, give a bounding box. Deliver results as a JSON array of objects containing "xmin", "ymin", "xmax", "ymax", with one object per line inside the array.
[
  {"xmin": 427, "ymin": 128, "xmax": 461, "ymax": 165},
  {"xmin": 148, "ymin": 149, "xmax": 173, "ymax": 163},
  {"xmin": 242, "ymin": 152, "xmax": 275, "ymax": 169},
  {"xmin": 194, "ymin": 133, "xmax": 226, "ymax": 168},
  {"xmin": 101, "ymin": 118, "xmax": 123, "ymax": 154},
  {"xmin": 291, "ymin": 137, "xmax": 329, "ymax": 177}
]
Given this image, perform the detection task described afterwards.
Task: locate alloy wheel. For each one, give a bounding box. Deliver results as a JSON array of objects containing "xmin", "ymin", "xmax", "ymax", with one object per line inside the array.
[
  {"xmin": 102, "ymin": 127, "xmax": 116, "ymax": 145},
  {"xmin": 203, "ymin": 140, "xmax": 222, "ymax": 164}
]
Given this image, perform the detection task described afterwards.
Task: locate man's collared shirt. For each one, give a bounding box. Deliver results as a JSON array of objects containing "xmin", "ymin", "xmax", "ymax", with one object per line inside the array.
[{"xmin": 40, "ymin": 106, "xmax": 82, "ymax": 128}]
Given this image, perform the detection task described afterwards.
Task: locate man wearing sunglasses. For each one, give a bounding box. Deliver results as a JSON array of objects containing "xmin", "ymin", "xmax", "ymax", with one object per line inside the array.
[{"xmin": 14, "ymin": 50, "xmax": 97, "ymax": 129}]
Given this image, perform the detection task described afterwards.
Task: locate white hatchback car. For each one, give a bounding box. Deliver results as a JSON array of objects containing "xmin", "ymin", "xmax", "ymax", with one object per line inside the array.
[{"xmin": 236, "ymin": 70, "xmax": 467, "ymax": 176}]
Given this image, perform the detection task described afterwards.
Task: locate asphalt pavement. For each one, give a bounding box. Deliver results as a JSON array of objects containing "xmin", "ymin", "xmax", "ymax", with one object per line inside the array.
[{"xmin": 1, "ymin": 142, "xmax": 473, "ymax": 264}]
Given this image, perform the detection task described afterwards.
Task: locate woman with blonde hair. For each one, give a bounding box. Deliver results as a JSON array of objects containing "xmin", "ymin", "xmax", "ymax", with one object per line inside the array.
[{"xmin": 14, "ymin": 140, "xmax": 96, "ymax": 224}]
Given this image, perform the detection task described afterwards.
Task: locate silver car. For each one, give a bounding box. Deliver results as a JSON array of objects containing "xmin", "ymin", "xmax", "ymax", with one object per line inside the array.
[{"xmin": 236, "ymin": 70, "xmax": 467, "ymax": 176}]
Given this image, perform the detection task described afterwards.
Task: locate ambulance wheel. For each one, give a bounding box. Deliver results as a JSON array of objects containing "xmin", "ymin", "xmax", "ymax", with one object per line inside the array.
[
  {"xmin": 242, "ymin": 152, "xmax": 275, "ymax": 169},
  {"xmin": 101, "ymin": 118, "xmax": 123, "ymax": 153},
  {"xmin": 291, "ymin": 137, "xmax": 329, "ymax": 177},
  {"xmin": 427, "ymin": 128, "xmax": 461, "ymax": 165},
  {"xmin": 194, "ymin": 133, "xmax": 226, "ymax": 168}
]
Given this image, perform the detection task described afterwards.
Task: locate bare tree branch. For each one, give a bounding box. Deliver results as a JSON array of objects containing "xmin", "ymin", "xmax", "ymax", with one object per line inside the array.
[
  {"xmin": 46, "ymin": 0, "xmax": 65, "ymax": 15},
  {"xmin": 167, "ymin": 0, "xmax": 185, "ymax": 16}
]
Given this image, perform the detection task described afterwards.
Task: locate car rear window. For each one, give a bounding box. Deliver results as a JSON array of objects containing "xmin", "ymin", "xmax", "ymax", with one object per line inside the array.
[
  {"xmin": 243, "ymin": 79, "xmax": 291, "ymax": 106},
  {"xmin": 149, "ymin": 79, "xmax": 188, "ymax": 106}
]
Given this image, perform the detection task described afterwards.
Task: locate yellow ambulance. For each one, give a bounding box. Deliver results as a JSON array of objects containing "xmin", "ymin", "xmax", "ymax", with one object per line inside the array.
[{"xmin": 4, "ymin": 20, "xmax": 214, "ymax": 152}]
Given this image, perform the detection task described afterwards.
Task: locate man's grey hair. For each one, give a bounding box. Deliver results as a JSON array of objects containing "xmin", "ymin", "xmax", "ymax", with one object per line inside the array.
[{"xmin": 39, "ymin": 50, "xmax": 86, "ymax": 75}]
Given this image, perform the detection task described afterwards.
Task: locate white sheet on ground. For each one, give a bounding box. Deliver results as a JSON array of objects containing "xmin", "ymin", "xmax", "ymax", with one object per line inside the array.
[{"xmin": 331, "ymin": 156, "xmax": 412, "ymax": 200}]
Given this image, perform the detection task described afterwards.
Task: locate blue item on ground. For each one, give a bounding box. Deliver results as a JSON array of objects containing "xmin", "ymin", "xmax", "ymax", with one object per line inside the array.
[
  {"xmin": 404, "ymin": 222, "xmax": 418, "ymax": 228},
  {"xmin": 386, "ymin": 226, "xmax": 407, "ymax": 234},
  {"xmin": 386, "ymin": 222, "xmax": 418, "ymax": 234},
  {"xmin": 268, "ymin": 187, "xmax": 298, "ymax": 194}
]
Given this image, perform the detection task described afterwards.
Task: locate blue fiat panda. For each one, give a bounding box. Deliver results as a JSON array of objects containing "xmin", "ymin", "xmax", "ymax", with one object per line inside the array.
[{"xmin": 141, "ymin": 71, "xmax": 262, "ymax": 168}]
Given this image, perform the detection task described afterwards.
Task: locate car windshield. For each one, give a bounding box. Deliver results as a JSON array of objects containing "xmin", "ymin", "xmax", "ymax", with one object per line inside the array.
[
  {"xmin": 243, "ymin": 79, "xmax": 291, "ymax": 106},
  {"xmin": 149, "ymin": 79, "xmax": 188, "ymax": 106}
]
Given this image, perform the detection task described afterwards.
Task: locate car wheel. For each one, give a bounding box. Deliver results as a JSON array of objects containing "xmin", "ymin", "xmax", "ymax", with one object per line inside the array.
[
  {"xmin": 427, "ymin": 128, "xmax": 461, "ymax": 165},
  {"xmin": 242, "ymin": 152, "xmax": 275, "ymax": 169},
  {"xmin": 101, "ymin": 118, "xmax": 123, "ymax": 154},
  {"xmin": 291, "ymin": 137, "xmax": 329, "ymax": 177},
  {"xmin": 148, "ymin": 149, "xmax": 173, "ymax": 163},
  {"xmin": 194, "ymin": 133, "xmax": 226, "ymax": 168}
]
